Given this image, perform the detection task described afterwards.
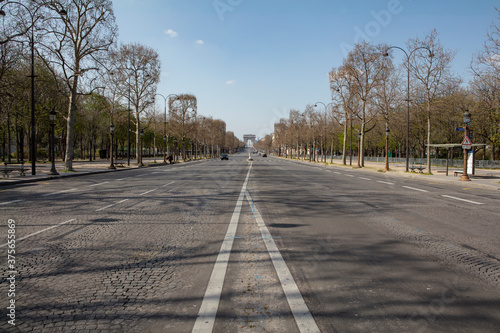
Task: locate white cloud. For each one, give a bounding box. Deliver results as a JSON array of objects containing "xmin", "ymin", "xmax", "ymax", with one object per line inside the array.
[
  {"xmin": 164, "ymin": 29, "xmax": 178, "ymax": 38},
  {"xmin": 195, "ymin": 40, "xmax": 204, "ymax": 45},
  {"xmin": 225, "ymin": 80, "xmax": 236, "ymax": 85}
]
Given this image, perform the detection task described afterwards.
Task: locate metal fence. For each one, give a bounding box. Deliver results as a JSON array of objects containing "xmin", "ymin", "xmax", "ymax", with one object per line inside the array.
[{"xmin": 330, "ymin": 155, "xmax": 500, "ymax": 169}]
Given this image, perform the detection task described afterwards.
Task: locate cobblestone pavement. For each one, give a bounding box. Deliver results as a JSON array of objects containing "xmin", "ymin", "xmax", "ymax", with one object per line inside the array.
[
  {"xmin": 0, "ymin": 158, "xmax": 250, "ymax": 332},
  {"xmin": 1, "ymin": 153, "xmax": 499, "ymax": 332}
]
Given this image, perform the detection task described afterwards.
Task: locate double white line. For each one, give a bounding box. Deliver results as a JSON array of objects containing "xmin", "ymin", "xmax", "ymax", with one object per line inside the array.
[{"xmin": 192, "ymin": 163, "xmax": 319, "ymax": 333}]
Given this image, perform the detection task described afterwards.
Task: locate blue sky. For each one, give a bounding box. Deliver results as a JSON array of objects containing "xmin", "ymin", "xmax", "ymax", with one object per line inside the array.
[{"xmin": 112, "ymin": 0, "xmax": 498, "ymax": 140}]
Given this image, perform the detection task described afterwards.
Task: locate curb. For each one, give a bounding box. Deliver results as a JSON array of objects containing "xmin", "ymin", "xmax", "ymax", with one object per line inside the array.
[
  {"xmin": 274, "ymin": 156, "xmax": 500, "ymax": 191},
  {"xmin": 0, "ymin": 161, "xmax": 175, "ymax": 187}
]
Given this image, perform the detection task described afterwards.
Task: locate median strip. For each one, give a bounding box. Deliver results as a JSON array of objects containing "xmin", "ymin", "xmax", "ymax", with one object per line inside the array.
[
  {"xmin": 245, "ymin": 190, "xmax": 320, "ymax": 333},
  {"xmin": 192, "ymin": 163, "xmax": 253, "ymax": 333}
]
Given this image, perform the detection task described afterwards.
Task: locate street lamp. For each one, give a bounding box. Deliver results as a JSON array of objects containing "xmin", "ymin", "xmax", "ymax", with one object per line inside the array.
[
  {"xmin": 154, "ymin": 93, "xmax": 179, "ymax": 163},
  {"xmin": 48, "ymin": 109, "xmax": 59, "ymax": 175},
  {"xmin": 108, "ymin": 123, "xmax": 116, "ymax": 169},
  {"xmin": 384, "ymin": 126, "xmax": 390, "ymax": 172},
  {"xmin": 1, "ymin": 2, "xmax": 66, "ymax": 175},
  {"xmin": 314, "ymin": 101, "xmax": 334, "ymax": 163},
  {"xmin": 383, "ymin": 46, "xmax": 434, "ymax": 172},
  {"xmin": 460, "ymin": 109, "xmax": 472, "ymax": 181},
  {"xmin": 357, "ymin": 132, "xmax": 362, "ymax": 168},
  {"xmin": 139, "ymin": 129, "xmax": 144, "ymax": 167}
]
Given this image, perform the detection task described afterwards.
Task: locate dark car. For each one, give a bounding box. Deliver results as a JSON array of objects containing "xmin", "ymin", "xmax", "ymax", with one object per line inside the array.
[
  {"xmin": 220, "ymin": 154, "xmax": 229, "ymax": 160},
  {"xmin": 262, "ymin": 153, "xmax": 267, "ymax": 157}
]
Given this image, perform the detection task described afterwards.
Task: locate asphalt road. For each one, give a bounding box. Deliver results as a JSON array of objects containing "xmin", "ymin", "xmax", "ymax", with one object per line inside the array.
[{"xmin": 0, "ymin": 151, "xmax": 499, "ymax": 332}]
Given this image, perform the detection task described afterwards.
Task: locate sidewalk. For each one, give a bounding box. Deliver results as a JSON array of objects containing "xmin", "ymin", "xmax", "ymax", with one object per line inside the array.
[
  {"xmin": 285, "ymin": 157, "xmax": 500, "ymax": 191},
  {"xmin": 0, "ymin": 158, "xmax": 178, "ymax": 187}
]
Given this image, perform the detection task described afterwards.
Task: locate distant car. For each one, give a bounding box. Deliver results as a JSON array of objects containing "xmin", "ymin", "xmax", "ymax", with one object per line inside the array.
[
  {"xmin": 220, "ymin": 154, "xmax": 229, "ymax": 160},
  {"xmin": 262, "ymin": 153, "xmax": 267, "ymax": 157}
]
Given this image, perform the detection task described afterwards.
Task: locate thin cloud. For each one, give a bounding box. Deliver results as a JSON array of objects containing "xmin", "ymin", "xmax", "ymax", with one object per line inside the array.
[
  {"xmin": 195, "ymin": 40, "xmax": 204, "ymax": 45},
  {"xmin": 164, "ymin": 29, "xmax": 178, "ymax": 38},
  {"xmin": 225, "ymin": 80, "xmax": 236, "ymax": 85}
]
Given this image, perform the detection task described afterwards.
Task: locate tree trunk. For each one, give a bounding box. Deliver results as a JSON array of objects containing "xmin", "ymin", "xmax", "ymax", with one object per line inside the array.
[
  {"xmin": 64, "ymin": 75, "xmax": 79, "ymax": 171},
  {"xmin": 426, "ymin": 100, "xmax": 432, "ymax": 174}
]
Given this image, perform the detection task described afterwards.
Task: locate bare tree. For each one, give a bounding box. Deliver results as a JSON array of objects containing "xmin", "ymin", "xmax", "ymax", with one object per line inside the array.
[
  {"xmin": 38, "ymin": 0, "xmax": 118, "ymax": 171},
  {"xmin": 341, "ymin": 42, "xmax": 390, "ymax": 167},
  {"xmin": 408, "ymin": 29, "xmax": 458, "ymax": 173},
  {"xmin": 471, "ymin": 8, "xmax": 500, "ymax": 160},
  {"xmin": 169, "ymin": 94, "xmax": 197, "ymax": 160},
  {"xmin": 373, "ymin": 63, "xmax": 401, "ymax": 171},
  {"xmin": 110, "ymin": 42, "xmax": 161, "ymax": 165}
]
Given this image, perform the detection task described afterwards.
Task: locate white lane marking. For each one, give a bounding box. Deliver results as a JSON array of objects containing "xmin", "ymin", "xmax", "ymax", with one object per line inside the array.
[
  {"xmin": 42, "ymin": 188, "xmax": 78, "ymax": 197},
  {"xmin": 245, "ymin": 191, "xmax": 320, "ymax": 333},
  {"xmin": 95, "ymin": 199, "xmax": 129, "ymax": 212},
  {"xmin": 88, "ymin": 182, "xmax": 109, "ymax": 187},
  {"xmin": 139, "ymin": 189, "xmax": 157, "ymax": 196},
  {"xmin": 377, "ymin": 181, "xmax": 394, "ymax": 185},
  {"xmin": 359, "ymin": 177, "xmax": 371, "ymax": 181},
  {"xmin": 0, "ymin": 219, "xmax": 76, "ymax": 248},
  {"xmin": 116, "ymin": 177, "xmax": 130, "ymax": 181},
  {"xmin": 403, "ymin": 186, "xmax": 429, "ymax": 193},
  {"xmin": 0, "ymin": 199, "xmax": 25, "ymax": 206},
  {"xmin": 345, "ymin": 174, "xmax": 354, "ymax": 177},
  {"xmin": 334, "ymin": 172, "xmax": 341, "ymax": 174},
  {"xmin": 162, "ymin": 181, "xmax": 175, "ymax": 187},
  {"xmin": 442, "ymin": 195, "xmax": 484, "ymax": 205},
  {"xmin": 192, "ymin": 163, "xmax": 253, "ymax": 333}
]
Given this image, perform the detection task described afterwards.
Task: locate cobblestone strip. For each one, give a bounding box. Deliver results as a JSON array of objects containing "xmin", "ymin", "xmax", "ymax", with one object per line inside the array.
[{"xmin": 0, "ymin": 173, "xmax": 239, "ymax": 332}]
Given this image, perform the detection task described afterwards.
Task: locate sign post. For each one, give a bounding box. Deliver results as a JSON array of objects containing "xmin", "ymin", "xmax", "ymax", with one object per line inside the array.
[
  {"xmin": 461, "ymin": 136, "xmax": 472, "ymax": 150},
  {"xmin": 460, "ymin": 135, "xmax": 472, "ymax": 181}
]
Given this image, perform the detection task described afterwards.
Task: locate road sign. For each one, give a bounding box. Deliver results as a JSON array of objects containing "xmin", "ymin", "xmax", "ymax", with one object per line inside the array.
[{"xmin": 461, "ymin": 136, "xmax": 472, "ymax": 150}]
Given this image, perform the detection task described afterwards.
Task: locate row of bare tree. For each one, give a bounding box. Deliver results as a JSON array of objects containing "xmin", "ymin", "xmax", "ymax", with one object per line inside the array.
[
  {"xmin": 0, "ymin": 0, "xmax": 242, "ymax": 170},
  {"xmin": 259, "ymin": 13, "xmax": 500, "ymax": 170}
]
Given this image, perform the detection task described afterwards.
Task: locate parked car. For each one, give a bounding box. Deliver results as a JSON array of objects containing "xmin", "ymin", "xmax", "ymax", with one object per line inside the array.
[
  {"xmin": 220, "ymin": 154, "xmax": 229, "ymax": 160},
  {"xmin": 262, "ymin": 153, "xmax": 267, "ymax": 157}
]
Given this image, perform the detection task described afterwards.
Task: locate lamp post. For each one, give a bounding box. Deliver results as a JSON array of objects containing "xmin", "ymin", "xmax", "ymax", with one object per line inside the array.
[
  {"xmin": 48, "ymin": 109, "xmax": 59, "ymax": 175},
  {"xmin": 314, "ymin": 101, "xmax": 334, "ymax": 163},
  {"xmin": 460, "ymin": 110, "xmax": 471, "ymax": 181},
  {"xmin": 1, "ymin": 2, "xmax": 66, "ymax": 175},
  {"xmin": 357, "ymin": 132, "xmax": 362, "ymax": 168},
  {"xmin": 384, "ymin": 46, "xmax": 434, "ymax": 172},
  {"xmin": 139, "ymin": 129, "xmax": 144, "ymax": 167},
  {"xmin": 108, "ymin": 123, "xmax": 116, "ymax": 169},
  {"xmin": 384, "ymin": 125, "xmax": 390, "ymax": 172},
  {"xmin": 154, "ymin": 93, "xmax": 179, "ymax": 163}
]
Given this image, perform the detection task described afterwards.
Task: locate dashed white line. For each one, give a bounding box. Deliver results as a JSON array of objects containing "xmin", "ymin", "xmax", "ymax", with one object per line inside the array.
[
  {"xmin": 162, "ymin": 181, "xmax": 176, "ymax": 187},
  {"xmin": 0, "ymin": 219, "xmax": 76, "ymax": 248},
  {"xmin": 139, "ymin": 189, "xmax": 157, "ymax": 196},
  {"xmin": 95, "ymin": 199, "xmax": 129, "ymax": 212},
  {"xmin": 88, "ymin": 182, "xmax": 109, "ymax": 187},
  {"xmin": 359, "ymin": 177, "xmax": 371, "ymax": 181},
  {"xmin": 0, "ymin": 199, "xmax": 25, "ymax": 206},
  {"xmin": 377, "ymin": 181, "xmax": 395, "ymax": 185},
  {"xmin": 442, "ymin": 195, "xmax": 484, "ymax": 205},
  {"xmin": 42, "ymin": 188, "xmax": 78, "ymax": 197},
  {"xmin": 345, "ymin": 174, "xmax": 355, "ymax": 177},
  {"xmin": 403, "ymin": 186, "xmax": 429, "ymax": 193}
]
